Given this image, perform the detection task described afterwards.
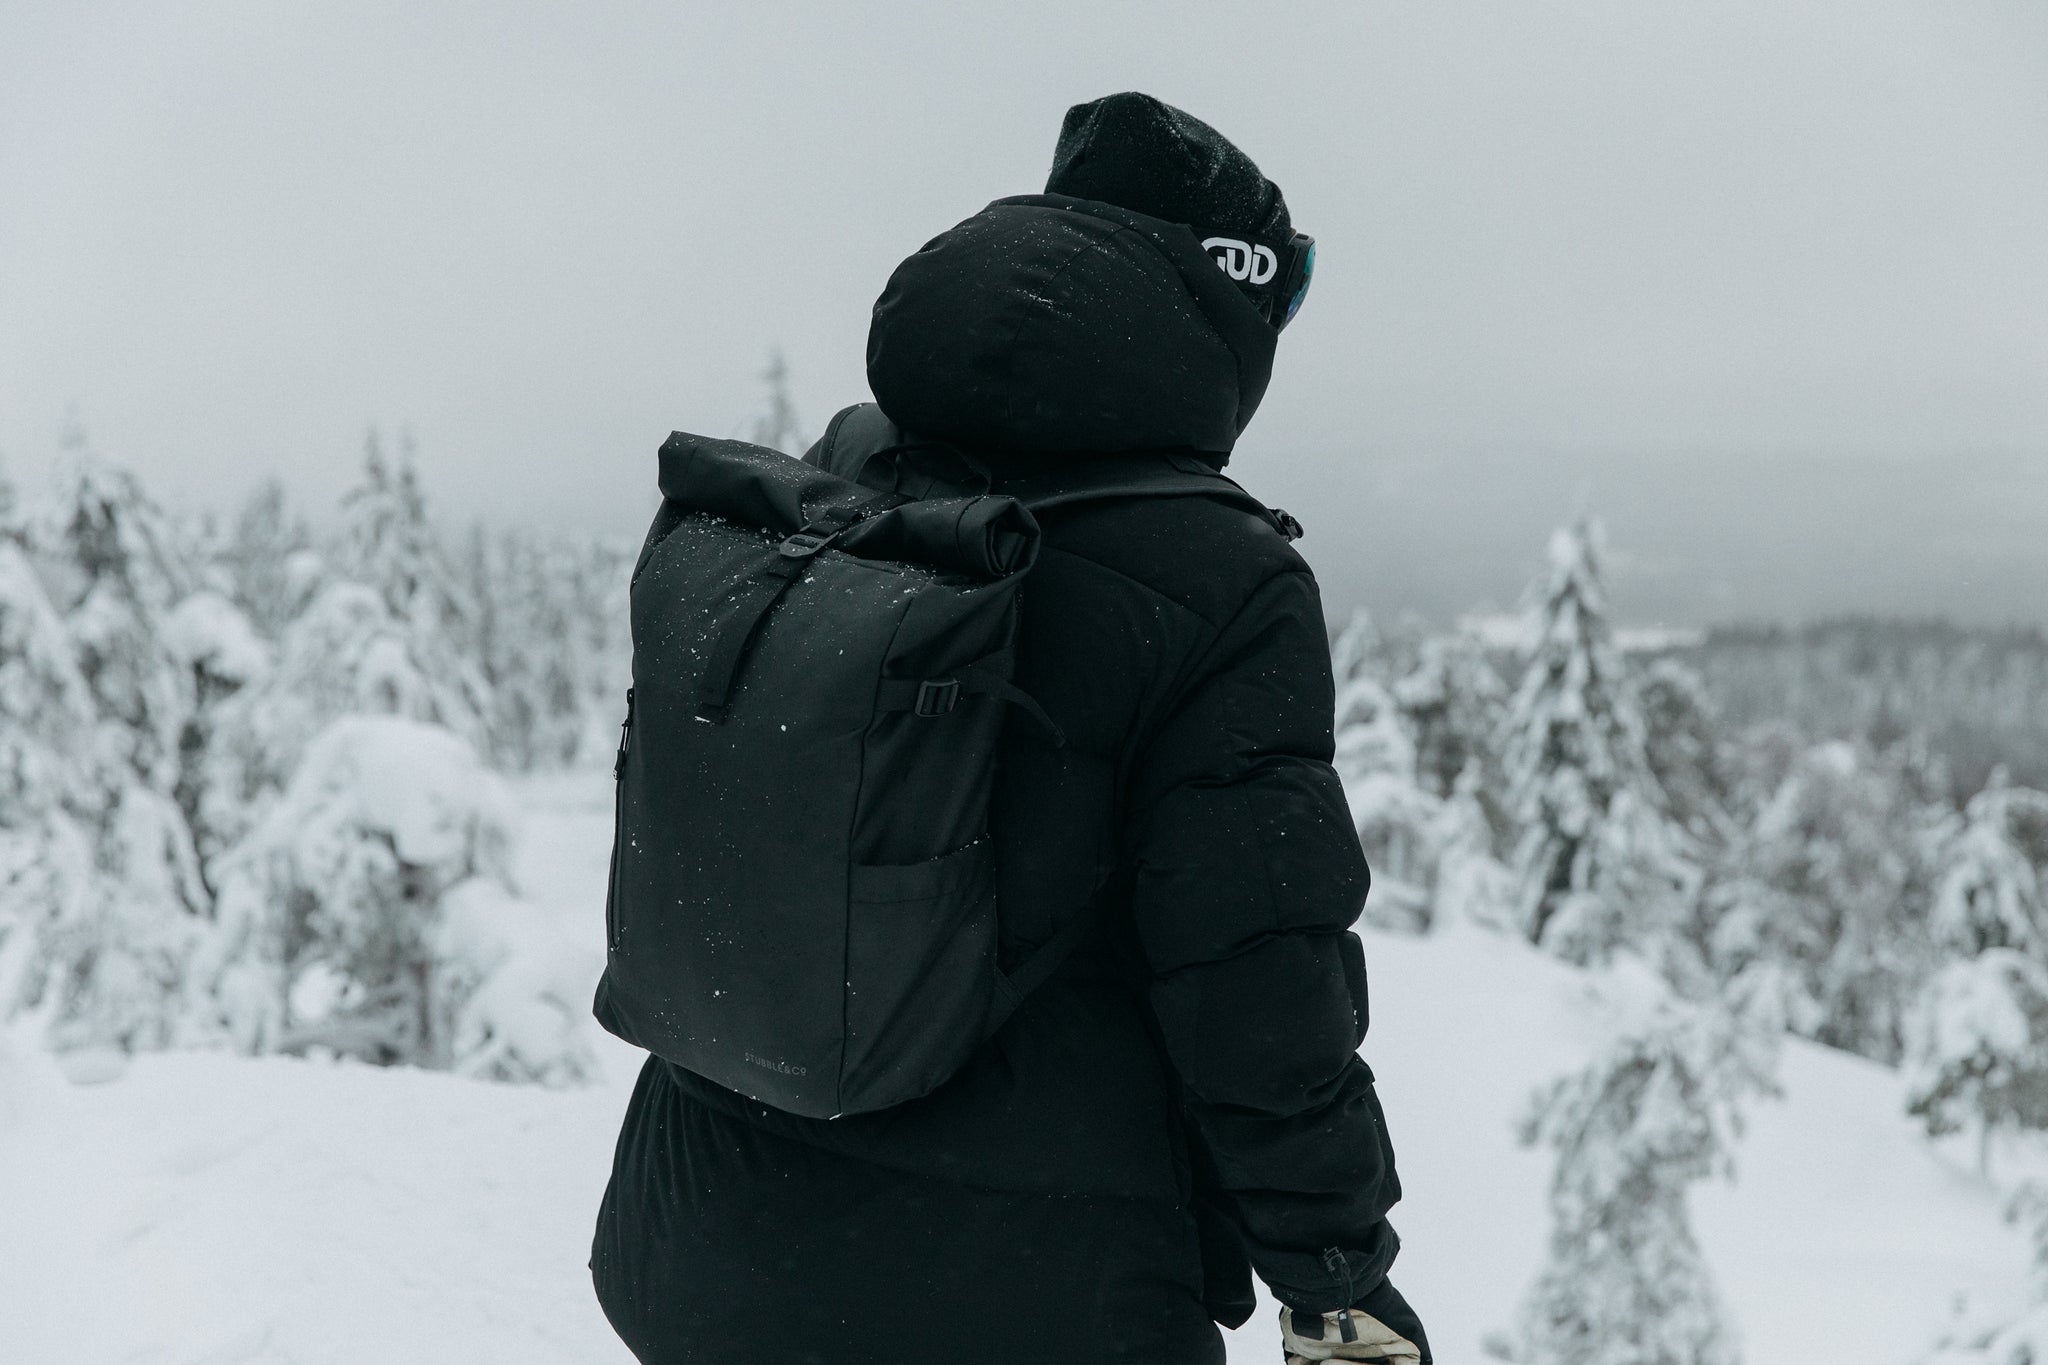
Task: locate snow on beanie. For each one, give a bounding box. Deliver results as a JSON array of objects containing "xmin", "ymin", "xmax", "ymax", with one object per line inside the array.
[{"xmin": 1045, "ymin": 91, "xmax": 1290, "ymax": 241}]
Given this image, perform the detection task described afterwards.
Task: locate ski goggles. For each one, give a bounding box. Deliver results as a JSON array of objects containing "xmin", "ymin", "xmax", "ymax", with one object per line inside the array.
[
  {"xmin": 1202, "ymin": 230, "xmax": 1316, "ymax": 329},
  {"xmin": 1275, "ymin": 232, "xmax": 1314, "ymax": 329}
]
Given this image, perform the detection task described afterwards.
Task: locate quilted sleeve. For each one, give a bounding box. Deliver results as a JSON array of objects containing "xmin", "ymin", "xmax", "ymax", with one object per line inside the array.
[{"xmin": 1124, "ymin": 566, "xmax": 1403, "ymax": 1313}]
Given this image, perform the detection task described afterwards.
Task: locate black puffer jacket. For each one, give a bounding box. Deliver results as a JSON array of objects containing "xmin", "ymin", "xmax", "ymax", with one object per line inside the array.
[{"xmin": 594, "ymin": 195, "xmax": 1405, "ymax": 1359}]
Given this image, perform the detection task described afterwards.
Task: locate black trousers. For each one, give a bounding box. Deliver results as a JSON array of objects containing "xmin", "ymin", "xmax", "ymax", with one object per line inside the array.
[{"xmin": 591, "ymin": 1056, "xmax": 1224, "ymax": 1365}]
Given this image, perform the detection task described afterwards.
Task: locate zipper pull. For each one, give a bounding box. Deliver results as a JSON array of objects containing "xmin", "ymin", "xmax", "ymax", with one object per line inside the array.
[{"xmin": 614, "ymin": 687, "xmax": 634, "ymax": 780}]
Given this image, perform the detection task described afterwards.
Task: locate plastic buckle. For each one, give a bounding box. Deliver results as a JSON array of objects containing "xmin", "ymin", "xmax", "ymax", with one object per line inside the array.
[
  {"xmin": 913, "ymin": 679, "xmax": 960, "ymax": 717},
  {"xmin": 779, "ymin": 531, "xmax": 832, "ymax": 558}
]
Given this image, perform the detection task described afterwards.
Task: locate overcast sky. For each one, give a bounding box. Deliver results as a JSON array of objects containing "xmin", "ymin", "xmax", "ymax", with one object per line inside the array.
[{"xmin": 3, "ymin": 1, "xmax": 2045, "ymax": 626}]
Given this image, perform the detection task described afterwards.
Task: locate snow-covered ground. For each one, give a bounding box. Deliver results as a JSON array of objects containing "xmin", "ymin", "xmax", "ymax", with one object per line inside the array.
[{"xmin": 0, "ymin": 770, "xmax": 2032, "ymax": 1364}]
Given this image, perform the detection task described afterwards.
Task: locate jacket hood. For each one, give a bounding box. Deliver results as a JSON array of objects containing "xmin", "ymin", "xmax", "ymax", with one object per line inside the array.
[{"xmin": 865, "ymin": 194, "xmax": 1277, "ymax": 458}]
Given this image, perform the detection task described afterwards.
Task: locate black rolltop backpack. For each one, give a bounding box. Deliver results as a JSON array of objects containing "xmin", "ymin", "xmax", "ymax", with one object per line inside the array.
[{"xmin": 592, "ymin": 405, "xmax": 1296, "ymax": 1119}]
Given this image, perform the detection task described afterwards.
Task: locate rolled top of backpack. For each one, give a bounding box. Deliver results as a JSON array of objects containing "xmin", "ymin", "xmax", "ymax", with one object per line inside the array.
[
  {"xmin": 658, "ymin": 431, "xmax": 1038, "ymax": 579},
  {"xmin": 837, "ymin": 497, "xmax": 1038, "ymax": 578}
]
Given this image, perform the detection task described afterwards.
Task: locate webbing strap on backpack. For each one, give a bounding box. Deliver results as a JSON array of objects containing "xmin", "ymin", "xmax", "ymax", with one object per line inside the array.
[
  {"xmin": 691, "ymin": 504, "xmax": 864, "ymax": 721},
  {"xmin": 874, "ymin": 659, "xmax": 1069, "ymax": 747}
]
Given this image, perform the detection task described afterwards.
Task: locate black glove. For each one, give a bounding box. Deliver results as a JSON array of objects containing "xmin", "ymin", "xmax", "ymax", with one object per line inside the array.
[{"xmin": 1279, "ymin": 1279, "xmax": 1430, "ymax": 1365}]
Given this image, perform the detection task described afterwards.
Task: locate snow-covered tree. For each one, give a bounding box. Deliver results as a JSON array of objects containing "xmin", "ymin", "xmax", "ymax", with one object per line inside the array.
[
  {"xmin": 0, "ymin": 537, "xmax": 102, "ymax": 1022},
  {"xmin": 1430, "ymin": 759, "xmax": 1517, "ymax": 931},
  {"xmin": 5, "ymin": 458, "xmax": 212, "ymax": 1052},
  {"xmin": 1395, "ymin": 629, "xmax": 1507, "ymax": 802},
  {"xmin": 1927, "ymin": 773, "xmax": 2048, "ymax": 957},
  {"xmin": 1706, "ymin": 741, "xmax": 1945, "ymax": 1062},
  {"xmin": 220, "ymin": 477, "xmax": 312, "ymax": 638},
  {"xmin": 1499, "ymin": 520, "xmax": 1693, "ymax": 965},
  {"xmin": 1906, "ymin": 953, "xmax": 2048, "ymax": 1175},
  {"xmin": 1329, "ymin": 606, "xmax": 1380, "ymax": 693},
  {"xmin": 197, "ymin": 437, "xmax": 497, "ymax": 860},
  {"xmin": 559, "ymin": 535, "xmax": 635, "ymax": 758},
  {"xmin": 162, "ymin": 590, "xmax": 270, "ymax": 864},
  {"xmin": 199, "ymin": 715, "xmax": 592, "ymax": 1082},
  {"xmin": 747, "ymin": 348, "xmax": 808, "ymax": 454},
  {"xmin": 1638, "ymin": 658, "xmax": 1736, "ymax": 842},
  {"xmin": 1331, "ymin": 628, "xmax": 1439, "ymax": 931},
  {"xmin": 342, "ymin": 430, "xmax": 449, "ymax": 626},
  {"xmin": 25, "ymin": 457, "xmax": 196, "ymax": 790},
  {"xmin": 1904, "ymin": 775, "xmax": 2048, "ymax": 1171},
  {"xmin": 1553, "ymin": 790, "xmax": 1689, "ymax": 969},
  {"xmin": 197, "ymin": 578, "xmax": 479, "ymax": 864},
  {"xmin": 0, "ymin": 442, "xmax": 617, "ymax": 1083},
  {"xmin": 32, "ymin": 780, "xmax": 208, "ymax": 1052},
  {"xmin": 464, "ymin": 528, "xmax": 614, "ymax": 772},
  {"xmin": 1333, "ymin": 614, "xmax": 1518, "ymax": 933},
  {"xmin": 1511, "ymin": 965, "xmax": 1778, "ymax": 1365},
  {"xmin": 336, "ymin": 431, "xmax": 490, "ymax": 745}
]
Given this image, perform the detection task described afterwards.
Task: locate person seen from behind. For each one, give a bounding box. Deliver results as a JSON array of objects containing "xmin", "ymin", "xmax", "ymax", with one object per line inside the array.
[{"xmin": 590, "ymin": 91, "xmax": 1429, "ymax": 1365}]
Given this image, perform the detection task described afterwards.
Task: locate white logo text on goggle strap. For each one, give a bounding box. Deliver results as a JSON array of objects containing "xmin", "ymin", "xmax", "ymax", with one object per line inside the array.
[{"xmin": 1202, "ymin": 237, "xmax": 1278, "ymax": 286}]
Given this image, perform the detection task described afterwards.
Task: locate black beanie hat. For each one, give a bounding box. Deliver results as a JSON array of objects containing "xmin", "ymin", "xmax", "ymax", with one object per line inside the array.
[{"xmin": 1045, "ymin": 91, "xmax": 1290, "ymax": 242}]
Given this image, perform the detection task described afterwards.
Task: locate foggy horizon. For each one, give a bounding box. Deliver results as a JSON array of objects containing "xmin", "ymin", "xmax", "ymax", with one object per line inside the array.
[
  {"xmin": 5, "ymin": 1, "xmax": 2045, "ymax": 629},
  {"xmin": 17, "ymin": 405, "xmax": 2048, "ymax": 636}
]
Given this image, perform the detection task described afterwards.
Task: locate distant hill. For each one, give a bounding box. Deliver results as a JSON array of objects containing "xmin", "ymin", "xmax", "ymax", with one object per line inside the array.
[
  {"xmin": 1669, "ymin": 617, "xmax": 2048, "ymax": 799},
  {"xmin": 1260, "ymin": 446, "xmax": 2048, "ymax": 633},
  {"xmin": 1429, "ymin": 612, "xmax": 2048, "ymax": 801}
]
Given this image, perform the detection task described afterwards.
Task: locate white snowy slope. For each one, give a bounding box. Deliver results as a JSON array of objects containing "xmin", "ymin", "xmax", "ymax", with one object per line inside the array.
[{"xmin": 0, "ymin": 771, "xmax": 2030, "ymax": 1365}]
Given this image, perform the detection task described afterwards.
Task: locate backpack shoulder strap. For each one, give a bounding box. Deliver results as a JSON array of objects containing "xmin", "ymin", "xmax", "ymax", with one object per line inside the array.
[
  {"xmin": 1005, "ymin": 454, "xmax": 1302, "ymax": 542},
  {"xmin": 812, "ymin": 404, "xmax": 1303, "ymax": 540},
  {"xmin": 987, "ymin": 869, "xmax": 1129, "ymax": 1030}
]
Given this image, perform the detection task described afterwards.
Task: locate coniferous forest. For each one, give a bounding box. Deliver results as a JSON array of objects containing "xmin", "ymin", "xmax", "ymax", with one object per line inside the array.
[{"xmin": 3, "ymin": 427, "xmax": 2046, "ymax": 1362}]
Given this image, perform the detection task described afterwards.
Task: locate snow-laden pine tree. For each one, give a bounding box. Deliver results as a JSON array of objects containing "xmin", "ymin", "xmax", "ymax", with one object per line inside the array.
[
  {"xmin": 198, "ymin": 715, "xmax": 593, "ymax": 1082},
  {"xmin": 1387, "ymin": 631, "xmax": 1514, "ymax": 929},
  {"xmin": 748, "ymin": 348, "xmax": 808, "ymax": 454},
  {"xmin": 198, "ymin": 440, "xmax": 497, "ymax": 860},
  {"xmin": 1331, "ymin": 610, "xmax": 1441, "ymax": 930},
  {"xmin": 1499, "ymin": 520, "xmax": 1694, "ymax": 965},
  {"xmin": 162, "ymin": 589, "xmax": 271, "ymax": 853},
  {"xmin": 1705, "ymin": 740, "xmax": 1945, "ymax": 1062},
  {"xmin": 561, "ymin": 535, "xmax": 635, "ymax": 760},
  {"xmin": 181, "ymin": 450, "xmax": 600, "ymax": 1080},
  {"xmin": 197, "ymin": 577, "xmax": 455, "ymax": 864},
  {"xmin": 1430, "ymin": 759, "xmax": 1518, "ymax": 930},
  {"xmin": 465, "ymin": 528, "xmax": 616, "ymax": 772},
  {"xmin": 0, "ymin": 534, "xmax": 102, "ymax": 1023},
  {"xmin": 336, "ymin": 430, "xmax": 490, "ymax": 746},
  {"xmin": 8, "ymin": 457, "xmax": 211, "ymax": 1051},
  {"xmin": 1329, "ymin": 606, "xmax": 1381, "ymax": 693},
  {"xmin": 25, "ymin": 457, "xmax": 197, "ymax": 790},
  {"xmin": 1512, "ymin": 964, "xmax": 1778, "ymax": 1365},
  {"xmin": 220, "ymin": 477, "xmax": 312, "ymax": 638},
  {"xmin": 1904, "ymin": 773, "xmax": 2048, "ymax": 1172},
  {"xmin": 1638, "ymin": 658, "xmax": 1737, "ymax": 843},
  {"xmin": 1396, "ymin": 629, "xmax": 1508, "ymax": 802}
]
